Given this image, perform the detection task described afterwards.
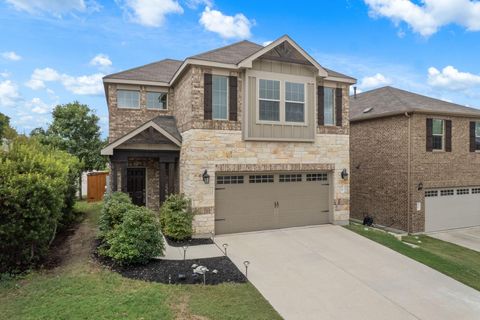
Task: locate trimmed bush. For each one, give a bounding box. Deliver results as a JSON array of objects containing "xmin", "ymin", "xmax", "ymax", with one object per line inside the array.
[
  {"xmin": 160, "ymin": 194, "xmax": 194, "ymax": 241},
  {"xmin": 0, "ymin": 138, "xmax": 80, "ymax": 273},
  {"xmin": 102, "ymin": 206, "xmax": 164, "ymax": 265},
  {"xmin": 99, "ymin": 192, "xmax": 135, "ymax": 237}
]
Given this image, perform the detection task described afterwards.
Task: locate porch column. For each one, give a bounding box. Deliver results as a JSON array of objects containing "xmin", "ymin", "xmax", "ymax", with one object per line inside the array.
[{"xmin": 159, "ymin": 161, "xmax": 167, "ymax": 204}]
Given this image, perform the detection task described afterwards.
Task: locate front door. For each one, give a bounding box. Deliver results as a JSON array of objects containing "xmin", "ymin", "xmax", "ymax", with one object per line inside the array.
[{"xmin": 127, "ymin": 168, "xmax": 146, "ymax": 206}]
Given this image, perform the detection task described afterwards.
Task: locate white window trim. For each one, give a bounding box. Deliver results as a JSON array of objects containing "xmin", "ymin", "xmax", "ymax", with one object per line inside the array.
[
  {"xmin": 323, "ymin": 86, "xmax": 336, "ymax": 126},
  {"xmin": 146, "ymin": 91, "xmax": 168, "ymax": 110},
  {"xmin": 117, "ymin": 89, "xmax": 140, "ymax": 109},
  {"xmin": 212, "ymin": 74, "xmax": 229, "ymax": 121},
  {"xmin": 475, "ymin": 121, "xmax": 480, "ymax": 152},
  {"xmin": 285, "ymin": 81, "xmax": 306, "ymax": 124},
  {"xmin": 254, "ymin": 73, "xmax": 309, "ymax": 126},
  {"xmin": 432, "ymin": 119, "xmax": 445, "ymax": 151}
]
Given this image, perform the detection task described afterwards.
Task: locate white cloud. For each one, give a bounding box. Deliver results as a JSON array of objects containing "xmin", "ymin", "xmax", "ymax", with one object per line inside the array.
[
  {"xmin": 26, "ymin": 67, "xmax": 104, "ymax": 95},
  {"xmin": 124, "ymin": 0, "xmax": 184, "ymax": 27},
  {"xmin": 262, "ymin": 40, "xmax": 273, "ymax": 46},
  {"xmin": 0, "ymin": 71, "xmax": 11, "ymax": 78},
  {"xmin": 364, "ymin": 0, "xmax": 480, "ymax": 36},
  {"xmin": 5, "ymin": 0, "xmax": 87, "ymax": 15},
  {"xmin": 2, "ymin": 51, "xmax": 22, "ymax": 61},
  {"xmin": 27, "ymin": 97, "xmax": 52, "ymax": 114},
  {"xmin": 359, "ymin": 73, "xmax": 392, "ymax": 90},
  {"xmin": 200, "ymin": 7, "xmax": 252, "ymax": 39},
  {"xmin": 0, "ymin": 80, "xmax": 20, "ymax": 107},
  {"xmin": 428, "ymin": 66, "xmax": 480, "ymax": 91},
  {"xmin": 185, "ymin": 0, "xmax": 212, "ymax": 9},
  {"xmin": 90, "ymin": 54, "xmax": 112, "ymax": 69}
]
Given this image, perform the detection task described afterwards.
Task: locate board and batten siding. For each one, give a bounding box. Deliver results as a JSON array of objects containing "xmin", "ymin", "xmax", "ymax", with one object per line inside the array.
[{"xmin": 245, "ymin": 60, "xmax": 317, "ymax": 142}]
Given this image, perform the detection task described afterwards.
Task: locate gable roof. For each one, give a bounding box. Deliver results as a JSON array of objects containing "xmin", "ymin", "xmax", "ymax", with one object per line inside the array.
[
  {"xmin": 101, "ymin": 116, "xmax": 182, "ymax": 156},
  {"xmin": 104, "ymin": 59, "xmax": 183, "ymax": 84},
  {"xmin": 190, "ymin": 40, "xmax": 263, "ymax": 64},
  {"xmin": 104, "ymin": 35, "xmax": 356, "ymax": 86},
  {"xmin": 350, "ymin": 86, "xmax": 480, "ymax": 122}
]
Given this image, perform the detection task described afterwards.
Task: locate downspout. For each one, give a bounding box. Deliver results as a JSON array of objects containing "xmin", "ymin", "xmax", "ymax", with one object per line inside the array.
[{"xmin": 405, "ymin": 112, "xmax": 411, "ymax": 234}]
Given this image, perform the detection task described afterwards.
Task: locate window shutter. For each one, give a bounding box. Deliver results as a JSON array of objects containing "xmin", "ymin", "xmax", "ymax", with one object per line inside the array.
[
  {"xmin": 470, "ymin": 122, "xmax": 476, "ymax": 152},
  {"xmin": 229, "ymin": 76, "xmax": 237, "ymax": 121},
  {"xmin": 204, "ymin": 73, "xmax": 212, "ymax": 120},
  {"xmin": 445, "ymin": 120, "xmax": 452, "ymax": 152},
  {"xmin": 426, "ymin": 118, "xmax": 433, "ymax": 152},
  {"xmin": 317, "ymin": 86, "xmax": 324, "ymax": 126},
  {"xmin": 335, "ymin": 87, "xmax": 343, "ymax": 127}
]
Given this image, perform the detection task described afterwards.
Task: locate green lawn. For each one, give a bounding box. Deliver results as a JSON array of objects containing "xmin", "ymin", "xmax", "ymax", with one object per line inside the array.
[
  {"xmin": 345, "ymin": 223, "xmax": 480, "ymax": 292},
  {"xmin": 0, "ymin": 201, "xmax": 281, "ymax": 320}
]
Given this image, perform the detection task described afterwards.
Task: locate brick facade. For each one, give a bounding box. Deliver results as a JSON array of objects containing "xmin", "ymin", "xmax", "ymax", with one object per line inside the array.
[{"xmin": 351, "ymin": 113, "xmax": 480, "ymax": 233}]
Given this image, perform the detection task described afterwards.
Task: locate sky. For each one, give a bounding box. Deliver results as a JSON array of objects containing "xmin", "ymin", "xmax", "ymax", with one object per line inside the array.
[{"xmin": 1, "ymin": 0, "xmax": 480, "ymax": 137}]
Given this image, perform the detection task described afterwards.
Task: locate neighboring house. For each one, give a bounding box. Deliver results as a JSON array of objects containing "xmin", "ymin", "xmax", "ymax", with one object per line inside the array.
[
  {"xmin": 350, "ymin": 86, "xmax": 480, "ymax": 233},
  {"xmin": 101, "ymin": 35, "xmax": 355, "ymax": 236}
]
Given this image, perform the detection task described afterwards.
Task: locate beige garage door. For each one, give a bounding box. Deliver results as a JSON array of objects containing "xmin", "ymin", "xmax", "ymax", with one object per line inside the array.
[
  {"xmin": 215, "ymin": 172, "xmax": 331, "ymax": 234},
  {"xmin": 425, "ymin": 187, "xmax": 480, "ymax": 232}
]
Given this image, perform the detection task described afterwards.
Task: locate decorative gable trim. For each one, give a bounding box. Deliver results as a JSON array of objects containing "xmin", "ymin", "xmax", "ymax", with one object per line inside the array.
[
  {"xmin": 101, "ymin": 120, "xmax": 182, "ymax": 156},
  {"xmin": 238, "ymin": 35, "xmax": 328, "ymax": 78}
]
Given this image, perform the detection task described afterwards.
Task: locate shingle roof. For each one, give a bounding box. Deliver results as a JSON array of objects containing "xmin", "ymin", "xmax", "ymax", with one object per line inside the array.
[
  {"xmin": 151, "ymin": 115, "xmax": 182, "ymax": 142},
  {"xmin": 190, "ymin": 40, "xmax": 263, "ymax": 64},
  {"xmin": 104, "ymin": 39, "xmax": 355, "ymax": 84},
  {"xmin": 350, "ymin": 86, "xmax": 480, "ymax": 122},
  {"xmin": 103, "ymin": 59, "xmax": 183, "ymax": 83}
]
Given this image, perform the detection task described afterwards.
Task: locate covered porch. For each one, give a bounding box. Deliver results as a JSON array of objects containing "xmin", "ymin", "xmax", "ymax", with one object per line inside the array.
[{"xmin": 101, "ymin": 116, "xmax": 182, "ymax": 210}]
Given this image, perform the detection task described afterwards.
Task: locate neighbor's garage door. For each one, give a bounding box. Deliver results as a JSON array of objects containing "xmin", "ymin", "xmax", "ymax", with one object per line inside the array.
[
  {"xmin": 215, "ymin": 172, "xmax": 331, "ymax": 234},
  {"xmin": 425, "ymin": 187, "xmax": 480, "ymax": 232}
]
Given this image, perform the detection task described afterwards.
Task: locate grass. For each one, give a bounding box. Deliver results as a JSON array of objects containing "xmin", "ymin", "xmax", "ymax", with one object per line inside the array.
[
  {"xmin": 0, "ymin": 201, "xmax": 281, "ymax": 320},
  {"xmin": 345, "ymin": 223, "xmax": 480, "ymax": 292}
]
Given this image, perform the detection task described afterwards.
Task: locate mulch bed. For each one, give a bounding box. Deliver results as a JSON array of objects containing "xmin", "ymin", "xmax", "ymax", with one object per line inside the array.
[
  {"xmin": 164, "ymin": 236, "xmax": 214, "ymax": 247},
  {"xmin": 93, "ymin": 240, "xmax": 247, "ymax": 285}
]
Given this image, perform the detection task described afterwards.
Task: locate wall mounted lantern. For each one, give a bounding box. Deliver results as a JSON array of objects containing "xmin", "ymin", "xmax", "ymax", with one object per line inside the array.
[
  {"xmin": 202, "ymin": 169, "xmax": 210, "ymax": 184},
  {"xmin": 417, "ymin": 182, "xmax": 423, "ymax": 191},
  {"xmin": 341, "ymin": 168, "xmax": 349, "ymax": 180}
]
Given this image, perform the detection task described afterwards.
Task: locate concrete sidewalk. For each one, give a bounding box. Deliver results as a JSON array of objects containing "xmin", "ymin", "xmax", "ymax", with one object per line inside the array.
[
  {"xmin": 216, "ymin": 225, "xmax": 480, "ymax": 320},
  {"xmin": 429, "ymin": 226, "xmax": 480, "ymax": 252}
]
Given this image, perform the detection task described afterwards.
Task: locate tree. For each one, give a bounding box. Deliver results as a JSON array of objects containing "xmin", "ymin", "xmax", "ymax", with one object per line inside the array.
[
  {"xmin": 44, "ymin": 102, "xmax": 107, "ymax": 198},
  {"xmin": 0, "ymin": 112, "xmax": 17, "ymax": 140}
]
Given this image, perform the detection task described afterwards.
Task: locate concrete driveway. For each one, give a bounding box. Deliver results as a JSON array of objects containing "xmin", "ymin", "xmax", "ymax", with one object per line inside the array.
[
  {"xmin": 215, "ymin": 225, "xmax": 480, "ymax": 320},
  {"xmin": 429, "ymin": 226, "xmax": 480, "ymax": 252}
]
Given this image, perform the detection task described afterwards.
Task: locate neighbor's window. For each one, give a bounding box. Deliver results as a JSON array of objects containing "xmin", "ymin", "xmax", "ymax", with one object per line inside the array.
[
  {"xmin": 212, "ymin": 75, "xmax": 228, "ymax": 120},
  {"xmin": 146, "ymin": 92, "xmax": 167, "ymax": 110},
  {"xmin": 259, "ymin": 79, "xmax": 280, "ymax": 121},
  {"xmin": 117, "ymin": 90, "xmax": 140, "ymax": 109},
  {"xmin": 432, "ymin": 119, "xmax": 445, "ymax": 150},
  {"xmin": 476, "ymin": 122, "xmax": 480, "ymax": 150},
  {"xmin": 324, "ymin": 87, "xmax": 335, "ymax": 125},
  {"xmin": 285, "ymin": 82, "xmax": 305, "ymax": 123}
]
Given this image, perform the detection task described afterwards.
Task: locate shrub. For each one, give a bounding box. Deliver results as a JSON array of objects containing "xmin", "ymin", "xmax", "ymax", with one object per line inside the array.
[
  {"xmin": 102, "ymin": 206, "xmax": 164, "ymax": 265},
  {"xmin": 160, "ymin": 194, "xmax": 194, "ymax": 241},
  {"xmin": 99, "ymin": 192, "xmax": 135, "ymax": 237},
  {"xmin": 0, "ymin": 138, "xmax": 79, "ymax": 273}
]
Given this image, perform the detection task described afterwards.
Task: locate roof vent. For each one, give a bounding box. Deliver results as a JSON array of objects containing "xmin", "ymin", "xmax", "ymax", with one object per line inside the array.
[{"xmin": 363, "ymin": 107, "xmax": 373, "ymax": 113}]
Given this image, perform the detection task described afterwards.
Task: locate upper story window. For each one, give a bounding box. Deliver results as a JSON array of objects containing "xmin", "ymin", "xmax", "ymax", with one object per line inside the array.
[
  {"xmin": 212, "ymin": 75, "xmax": 229, "ymax": 120},
  {"xmin": 285, "ymin": 82, "xmax": 305, "ymax": 122},
  {"xmin": 117, "ymin": 90, "xmax": 140, "ymax": 109},
  {"xmin": 476, "ymin": 122, "xmax": 480, "ymax": 150},
  {"xmin": 324, "ymin": 87, "xmax": 335, "ymax": 126},
  {"xmin": 146, "ymin": 92, "xmax": 167, "ymax": 110},
  {"xmin": 432, "ymin": 119, "xmax": 445, "ymax": 150},
  {"xmin": 259, "ymin": 79, "xmax": 280, "ymax": 121}
]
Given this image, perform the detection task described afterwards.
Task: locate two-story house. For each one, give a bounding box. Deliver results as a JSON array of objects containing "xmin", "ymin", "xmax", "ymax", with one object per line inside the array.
[
  {"xmin": 350, "ymin": 86, "xmax": 480, "ymax": 233},
  {"xmin": 101, "ymin": 35, "xmax": 355, "ymax": 236}
]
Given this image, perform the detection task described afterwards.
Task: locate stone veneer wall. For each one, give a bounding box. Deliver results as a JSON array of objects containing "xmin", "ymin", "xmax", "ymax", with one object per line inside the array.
[{"xmin": 180, "ymin": 130, "xmax": 350, "ymax": 235}]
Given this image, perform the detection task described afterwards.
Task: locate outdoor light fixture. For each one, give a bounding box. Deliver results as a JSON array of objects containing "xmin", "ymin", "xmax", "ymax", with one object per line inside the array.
[
  {"xmin": 243, "ymin": 260, "xmax": 250, "ymax": 279},
  {"xmin": 202, "ymin": 169, "xmax": 210, "ymax": 184},
  {"xmin": 222, "ymin": 243, "xmax": 229, "ymax": 256},
  {"xmin": 182, "ymin": 245, "xmax": 188, "ymax": 262},
  {"xmin": 417, "ymin": 182, "xmax": 424, "ymax": 191},
  {"xmin": 341, "ymin": 168, "xmax": 349, "ymax": 180}
]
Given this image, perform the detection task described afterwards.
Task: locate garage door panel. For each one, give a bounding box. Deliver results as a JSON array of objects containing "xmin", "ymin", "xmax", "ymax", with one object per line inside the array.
[
  {"xmin": 215, "ymin": 172, "xmax": 331, "ymax": 234},
  {"xmin": 425, "ymin": 187, "xmax": 480, "ymax": 232}
]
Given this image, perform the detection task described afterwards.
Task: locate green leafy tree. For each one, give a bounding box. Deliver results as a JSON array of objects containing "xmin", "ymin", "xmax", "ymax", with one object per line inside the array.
[
  {"xmin": 0, "ymin": 112, "xmax": 17, "ymax": 140},
  {"xmin": 43, "ymin": 102, "xmax": 107, "ymax": 198}
]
